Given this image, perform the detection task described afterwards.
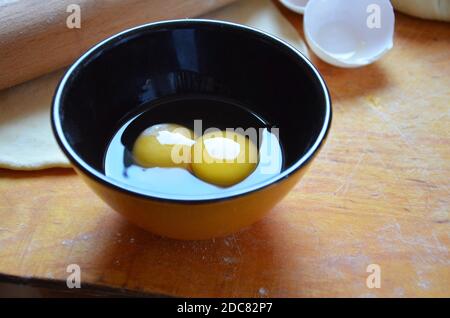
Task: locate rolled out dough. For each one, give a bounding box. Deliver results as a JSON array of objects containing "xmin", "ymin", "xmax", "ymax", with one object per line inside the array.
[
  {"xmin": 205, "ymin": 0, "xmax": 308, "ymax": 56},
  {"xmin": 0, "ymin": 0, "xmax": 307, "ymax": 170},
  {"xmin": 0, "ymin": 70, "xmax": 70, "ymax": 170}
]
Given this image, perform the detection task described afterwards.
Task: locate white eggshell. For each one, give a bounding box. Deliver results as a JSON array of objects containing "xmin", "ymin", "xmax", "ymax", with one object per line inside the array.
[
  {"xmin": 304, "ymin": 0, "xmax": 395, "ymax": 67},
  {"xmin": 280, "ymin": 0, "xmax": 309, "ymax": 14}
]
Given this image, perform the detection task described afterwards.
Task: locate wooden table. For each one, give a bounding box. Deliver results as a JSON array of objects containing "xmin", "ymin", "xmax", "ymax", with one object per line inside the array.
[{"xmin": 0, "ymin": 2, "xmax": 449, "ymax": 297}]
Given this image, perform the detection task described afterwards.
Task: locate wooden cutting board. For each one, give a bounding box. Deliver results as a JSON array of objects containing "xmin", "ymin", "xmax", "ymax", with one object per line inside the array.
[
  {"xmin": 0, "ymin": 2, "xmax": 448, "ymax": 297},
  {"xmin": 0, "ymin": 0, "xmax": 236, "ymax": 90}
]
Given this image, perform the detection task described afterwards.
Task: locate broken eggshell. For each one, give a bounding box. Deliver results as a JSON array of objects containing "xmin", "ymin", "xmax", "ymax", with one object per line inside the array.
[
  {"xmin": 280, "ymin": 0, "xmax": 309, "ymax": 14},
  {"xmin": 304, "ymin": 0, "xmax": 395, "ymax": 68}
]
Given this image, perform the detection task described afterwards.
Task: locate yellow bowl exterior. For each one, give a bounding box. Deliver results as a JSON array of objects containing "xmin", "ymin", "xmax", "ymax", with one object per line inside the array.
[{"xmin": 75, "ymin": 164, "xmax": 309, "ymax": 240}]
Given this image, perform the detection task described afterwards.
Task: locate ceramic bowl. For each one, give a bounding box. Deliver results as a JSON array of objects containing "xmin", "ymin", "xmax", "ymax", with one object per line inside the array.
[{"xmin": 52, "ymin": 20, "xmax": 332, "ymax": 240}]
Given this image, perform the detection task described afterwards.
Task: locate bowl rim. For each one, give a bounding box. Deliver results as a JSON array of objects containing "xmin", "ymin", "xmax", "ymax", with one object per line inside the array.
[{"xmin": 52, "ymin": 19, "xmax": 332, "ymax": 204}]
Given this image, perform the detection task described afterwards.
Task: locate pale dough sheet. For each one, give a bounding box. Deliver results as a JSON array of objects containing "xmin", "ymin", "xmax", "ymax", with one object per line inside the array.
[
  {"xmin": 205, "ymin": 0, "xmax": 308, "ymax": 55},
  {"xmin": 0, "ymin": 0, "xmax": 307, "ymax": 170},
  {"xmin": 0, "ymin": 70, "xmax": 70, "ymax": 170}
]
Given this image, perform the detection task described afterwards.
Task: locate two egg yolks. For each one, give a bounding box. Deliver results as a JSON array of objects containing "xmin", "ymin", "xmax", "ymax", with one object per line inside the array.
[{"xmin": 131, "ymin": 124, "xmax": 258, "ymax": 187}]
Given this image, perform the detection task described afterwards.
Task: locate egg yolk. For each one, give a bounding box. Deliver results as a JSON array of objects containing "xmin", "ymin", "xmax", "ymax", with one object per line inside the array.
[
  {"xmin": 191, "ymin": 130, "xmax": 258, "ymax": 187},
  {"xmin": 132, "ymin": 124, "xmax": 195, "ymax": 168}
]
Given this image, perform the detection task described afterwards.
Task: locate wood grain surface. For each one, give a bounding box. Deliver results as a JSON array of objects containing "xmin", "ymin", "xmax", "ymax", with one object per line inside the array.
[
  {"xmin": 0, "ymin": 0, "xmax": 236, "ymax": 90},
  {"xmin": 0, "ymin": 2, "xmax": 449, "ymax": 297}
]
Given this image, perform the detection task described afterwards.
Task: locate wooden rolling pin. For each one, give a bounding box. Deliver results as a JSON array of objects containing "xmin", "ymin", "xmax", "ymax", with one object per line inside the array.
[{"xmin": 0, "ymin": 0, "xmax": 236, "ymax": 90}]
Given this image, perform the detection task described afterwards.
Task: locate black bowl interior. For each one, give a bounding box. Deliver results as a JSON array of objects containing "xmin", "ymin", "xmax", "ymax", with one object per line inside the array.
[{"xmin": 53, "ymin": 20, "xmax": 331, "ymax": 200}]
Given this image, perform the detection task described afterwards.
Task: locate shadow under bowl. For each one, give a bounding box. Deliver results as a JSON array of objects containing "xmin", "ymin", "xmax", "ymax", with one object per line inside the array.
[{"xmin": 52, "ymin": 19, "xmax": 332, "ymax": 240}]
